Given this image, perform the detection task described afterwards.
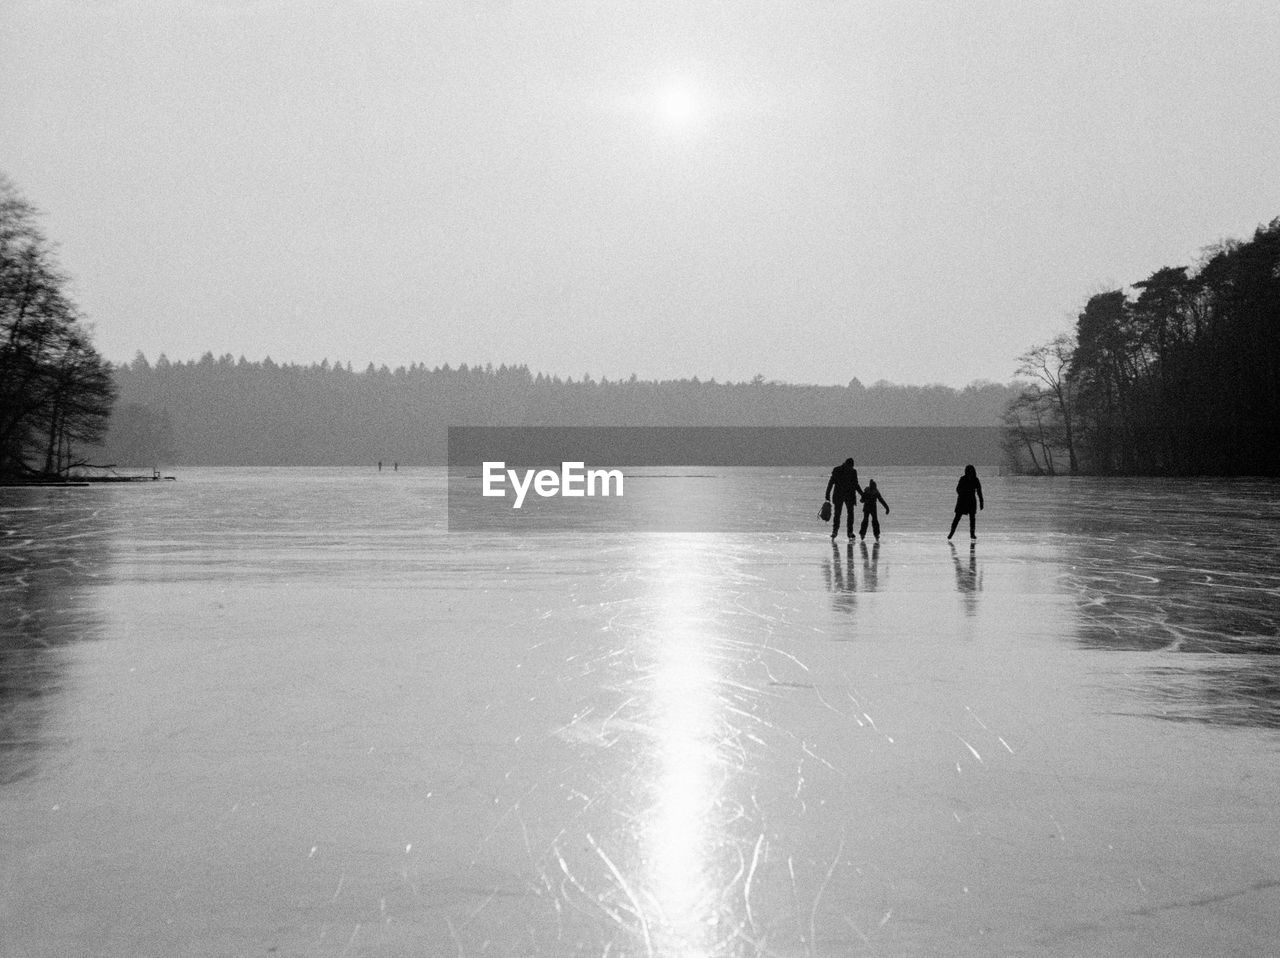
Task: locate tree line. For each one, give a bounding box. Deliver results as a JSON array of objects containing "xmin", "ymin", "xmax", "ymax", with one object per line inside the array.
[
  {"xmin": 102, "ymin": 357, "xmax": 1019, "ymax": 466},
  {"xmin": 1005, "ymin": 218, "xmax": 1280, "ymax": 476},
  {"xmin": 12, "ymin": 166, "xmax": 1272, "ymax": 477},
  {"xmin": 0, "ymin": 177, "xmax": 114, "ymax": 480}
]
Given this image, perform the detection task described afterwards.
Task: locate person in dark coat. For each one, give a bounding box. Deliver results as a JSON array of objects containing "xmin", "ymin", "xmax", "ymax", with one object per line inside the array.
[
  {"xmin": 947, "ymin": 464, "xmax": 984, "ymax": 540},
  {"xmin": 824, "ymin": 457, "xmax": 863, "ymax": 540},
  {"xmin": 859, "ymin": 479, "xmax": 890, "ymax": 541}
]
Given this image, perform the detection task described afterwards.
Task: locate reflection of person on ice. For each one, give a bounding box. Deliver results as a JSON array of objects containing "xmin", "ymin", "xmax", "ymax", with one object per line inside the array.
[
  {"xmin": 859, "ymin": 479, "xmax": 890, "ymax": 541},
  {"xmin": 825, "ymin": 457, "xmax": 863, "ymax": 540}
]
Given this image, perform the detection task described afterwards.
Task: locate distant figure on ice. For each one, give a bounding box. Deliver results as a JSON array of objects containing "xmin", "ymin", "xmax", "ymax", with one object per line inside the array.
[
  {"xmin": 947, "ymin": 464, "xmax": 984, "ymax": 540},
  {"xmin": 859, "ymin": 479, "xmax": 890, "ymax": 541},
  {"xmin": 824, "ymin": 457, "xmax": 863, "ymax": 540}
]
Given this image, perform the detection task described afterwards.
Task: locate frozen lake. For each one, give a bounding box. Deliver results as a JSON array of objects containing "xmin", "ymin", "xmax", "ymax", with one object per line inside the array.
[{"xmin": 3, "ymin": 467, "xmax": 1280, "ymax": 957}]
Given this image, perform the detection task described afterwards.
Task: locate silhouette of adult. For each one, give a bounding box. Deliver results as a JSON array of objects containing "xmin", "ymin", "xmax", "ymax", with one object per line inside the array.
[
  {"xmin": 947, "ymin": 464, "xmax": 984, "ymax": 540},
  {"xmin": 824, "ymin": 457, "xmax": 863, "ymax": 540}
]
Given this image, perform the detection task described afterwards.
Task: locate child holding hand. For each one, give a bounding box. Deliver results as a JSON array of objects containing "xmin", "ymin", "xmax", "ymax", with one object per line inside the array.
[{"xmin": 860, "ymin": 479, "xmax": 890, "ymax": 541}]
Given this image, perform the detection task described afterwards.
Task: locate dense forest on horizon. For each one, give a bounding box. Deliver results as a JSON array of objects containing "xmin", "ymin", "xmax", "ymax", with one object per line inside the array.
[{"xmin": 99, "ymin": 359, "xmax": 1020, "ymax": 466}]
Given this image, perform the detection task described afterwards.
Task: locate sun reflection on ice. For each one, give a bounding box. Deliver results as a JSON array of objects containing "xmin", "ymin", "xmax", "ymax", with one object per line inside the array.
[{"xmin": 641, "ymin": 534, "xmax": 723, "ymax": 955}]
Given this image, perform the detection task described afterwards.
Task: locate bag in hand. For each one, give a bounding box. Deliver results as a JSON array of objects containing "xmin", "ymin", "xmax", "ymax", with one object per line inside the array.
[{"xmin": 819, "ymin": 501, "xmax": 832, "ymax": 522}]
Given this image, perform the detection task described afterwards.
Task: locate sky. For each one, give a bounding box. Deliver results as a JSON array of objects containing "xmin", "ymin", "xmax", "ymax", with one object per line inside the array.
[{"xmin": 2, "ymin": 0, "xmax": 1278, "ymax": 387}]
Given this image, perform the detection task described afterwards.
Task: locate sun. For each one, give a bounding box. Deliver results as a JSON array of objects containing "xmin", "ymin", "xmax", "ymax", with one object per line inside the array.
[{"xmin": 655, "ymin": 79, "xmax": 701, "ymax": 129}]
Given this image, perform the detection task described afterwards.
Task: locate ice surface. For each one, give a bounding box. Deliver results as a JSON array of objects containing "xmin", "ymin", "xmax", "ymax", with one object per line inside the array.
[{"xmin": 2, "ymin": 467, "xmax": 1279, "ymax": 956}]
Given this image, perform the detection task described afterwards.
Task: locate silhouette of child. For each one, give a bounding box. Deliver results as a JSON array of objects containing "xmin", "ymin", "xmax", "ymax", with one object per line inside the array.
[{"xmin": 859, "ymin": 479, "xmax": 890, "ymax": 540}]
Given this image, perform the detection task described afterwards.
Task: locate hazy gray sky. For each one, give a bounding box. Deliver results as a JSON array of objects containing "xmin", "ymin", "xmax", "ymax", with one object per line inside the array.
[{"xmin": 3, "ymin": 0, "xmax": 1278, "ymax": 386}]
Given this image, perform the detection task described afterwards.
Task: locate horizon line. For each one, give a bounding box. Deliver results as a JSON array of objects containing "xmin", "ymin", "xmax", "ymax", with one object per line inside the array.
[{"xmin": 112, "ymin": 350, "xmax": 1019, "ymax": 392}]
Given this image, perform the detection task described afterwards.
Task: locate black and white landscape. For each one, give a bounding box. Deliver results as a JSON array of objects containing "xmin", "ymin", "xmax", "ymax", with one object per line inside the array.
[{"xmin": 2, "ymin": 2, "xmax": 1279, "ymax": 956}]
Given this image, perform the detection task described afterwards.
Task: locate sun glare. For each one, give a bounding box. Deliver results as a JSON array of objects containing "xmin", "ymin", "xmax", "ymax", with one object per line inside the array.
[{"xmin": 655, "ymin": 79, "xmax": 700, "ymax": 129}]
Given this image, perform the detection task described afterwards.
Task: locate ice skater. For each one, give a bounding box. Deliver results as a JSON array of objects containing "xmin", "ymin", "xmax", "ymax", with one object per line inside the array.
[
  {"xmin": 947, "ymin": 464, "xmax": 984, "ymax": 540},
  {"xmin": 859, "ymin": 479, "xmax": 890, "ymax": 540},
  {"xmin": 824, "ymin": 457, "xmax": 863, "ymax": 540}
]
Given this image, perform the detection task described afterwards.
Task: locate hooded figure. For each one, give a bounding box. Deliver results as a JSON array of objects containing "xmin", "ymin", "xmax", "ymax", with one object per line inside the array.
[{"xmin": 947, "ymin": 464, "xmax": 984, "ymax": 540}]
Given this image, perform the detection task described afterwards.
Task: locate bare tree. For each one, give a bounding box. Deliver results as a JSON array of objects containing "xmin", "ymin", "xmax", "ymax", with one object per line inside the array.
[
  {"xmin": 1013, "ymin": 333, "xmax": 1078, "ymax": 473},
  {"xmin": 0, "ymin": 174, "xmax": 115, "ymax": 479},
  {"xmin": 1001, "ymin": 386, "xmax": 1062, "ymax": 474}
]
